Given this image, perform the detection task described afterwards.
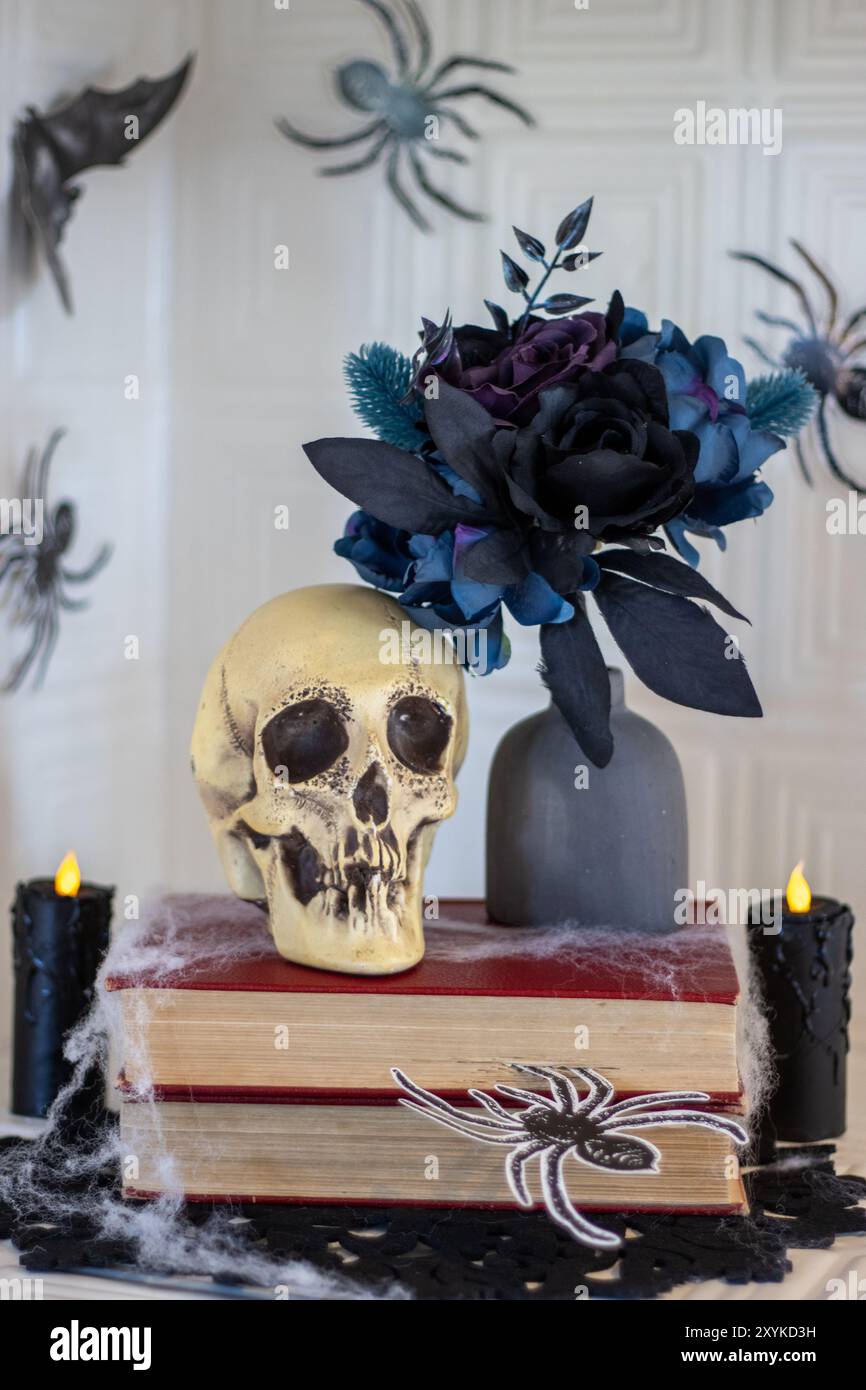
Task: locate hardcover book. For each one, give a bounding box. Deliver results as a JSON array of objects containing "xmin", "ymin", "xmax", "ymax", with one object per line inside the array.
[
  {"xmin": 107, "ymin": 896, "xmax": 742, "ymax": 1100},
  {"xmin": 120, "ymin": 1090, "xmax": 747, "ymax": 1212}
]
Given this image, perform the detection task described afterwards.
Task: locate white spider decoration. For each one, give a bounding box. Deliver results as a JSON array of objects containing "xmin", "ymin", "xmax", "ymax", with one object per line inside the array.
[{"xmin": 392, "ymin": 1063, "xmax": 749, "ymax": 1250}]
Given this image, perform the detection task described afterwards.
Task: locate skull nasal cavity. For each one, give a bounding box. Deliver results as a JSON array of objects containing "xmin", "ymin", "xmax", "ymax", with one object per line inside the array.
[{"xmin": 353, "ymin": 763, "xmax": 389, "ymax": 825}]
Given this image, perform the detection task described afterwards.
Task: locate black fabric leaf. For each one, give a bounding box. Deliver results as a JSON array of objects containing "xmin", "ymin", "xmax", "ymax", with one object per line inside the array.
[
  {"xmin": 563, "ymin": 250, "xmax": 602, "ymax": 271},
  {"xmin": 541, "ymin": 293, "xmax": 594, "ymax": 315},
  {"xmin": 423, "ymin": 381, "xmax": 500, "ymax": 502},
  {"xmin": 539, "ymin": 604, "xmax": 613, "ymax": 767},
  {"xmin": 555, "ymin": 197, "xmax": 593, "ymax": 250},
  {"xmin": 462, "ymin": 528, "xmax": 531, "ymax": 584},
  {"xmin": 617, "ymin": 535, "xmax": 666, "ymax": 553},
  {"xmin": 501, "ymin": 251, "xmax": 529, "ymax": 293},
  {"xmin": 596, "ymin": 549, "xmax": 749, "ymax": 623},
  {"xmin": 419, "ymin": 315, "xmax": 453, "ymax": 361},
  {"xmin": 593, "ymin": 572, "xmax": 762, "ymax": 717},
  {"xmin": 484, "ymin": 298, "xmax": 510, "ymax": 334},
  {"xmin": 605, "ymin": 289, "xmax": 625, "ymax": 339},
  {"xmin": 513, "ymin": 226, "xmax": 545, "ymax": 261},
  {"xmin": 303, "ymin": 437, "xmax": 491, "ymax": 534}
]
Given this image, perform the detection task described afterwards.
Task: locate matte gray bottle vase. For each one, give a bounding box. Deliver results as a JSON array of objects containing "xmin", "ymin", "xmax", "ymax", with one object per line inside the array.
[{"xmin": 485, "ymin": 669, "xmax": 687, "ymax": 931}]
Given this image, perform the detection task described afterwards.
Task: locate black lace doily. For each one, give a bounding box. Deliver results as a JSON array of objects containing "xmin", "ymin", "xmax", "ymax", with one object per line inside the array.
[{"xmin": 2, "ymin": 1119, "xmax": 864, "ymax": 1299}]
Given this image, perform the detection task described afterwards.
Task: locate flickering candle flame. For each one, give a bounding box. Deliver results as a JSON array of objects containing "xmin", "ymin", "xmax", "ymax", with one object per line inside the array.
[
  {"xmin": 786, "ymin": 861, "xmax": 812, "ymax": 914},
  {"xmin": 54, "ymin": 851, "xmax": 81, "ymax": 898}
]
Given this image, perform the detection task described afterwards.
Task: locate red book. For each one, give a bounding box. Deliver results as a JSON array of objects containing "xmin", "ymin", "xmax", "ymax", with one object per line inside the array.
[
  {"xmin": 115, "ymin": 897, "xmax": 746, "ymax": 1213},
  {"xmin": 109, "ymin": 895, "xmax": 741, "ymax": 1102}
]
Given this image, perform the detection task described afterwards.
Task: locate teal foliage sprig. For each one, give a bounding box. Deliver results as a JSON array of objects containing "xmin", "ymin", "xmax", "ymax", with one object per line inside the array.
[
  {"xmin": 344, "ymin": 343, "xmax": 424, "ymax": 452},
  {"xmin": 746, "ymin": 368, "xmax": 818, "ymax": 437}
]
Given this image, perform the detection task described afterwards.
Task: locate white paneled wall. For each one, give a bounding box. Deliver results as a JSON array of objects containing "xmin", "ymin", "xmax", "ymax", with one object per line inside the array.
[{"xmin": 2, "ymin": 1, "xmax": 866, "ymax": 1095}]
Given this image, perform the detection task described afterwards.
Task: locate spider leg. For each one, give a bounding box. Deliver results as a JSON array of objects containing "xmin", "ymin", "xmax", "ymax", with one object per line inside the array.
[
  {"xmin": 386, "ymin": 145, "xmax": 431, "ymax": 231},
  {"xmin": 599, "ymin": 1111, "xmax": 749, "ymax": 1144},
  {"xmin": 816, "ymin": 397, "xmax": 864, "ymax": 492},
  {"xmin": 467, "ymin": 1089, "xmax": 524, "ymax": 1124},
  {"xmin": 840, "ymin": 305, "xmax": 866, "ymax": 346},
  {"xmin": 540, "ymin": 1149, "xmax": 623, "ymax": 1250},
  {"xmin": 794, "ymin": 433, "xmax": 814, "ymax": 486},
  {"xmin": 33, "ymin": 595, "xmax": 60, "ymax": 689},
  {"xmin": 506, "ymin": 1141, "xmax": 549, "ymax": 1208},
  {"xmin": 21, "ymin": 444, "xmax": 40, "ymax": 501},
  {"xmin": 424, "ymin": 145, "xmax": 469, "ymax": 165},
  {"xmin": 61, "ymin": 542, "xmax": 112, "ymax": 584},
  {"xmin": 424, "ymin": 56, "xmax": 516, "ymax": 88},
  {"xmin": 429, "ymin": 84, "xmax": 536, "ymax": 128},
  {"xmin": 319, "ymin": 131, "xmax": 392, "ymax": 177},
  {"xmin": 495, "ymin": 1083, "xmax": 559, "ymax": 1110},
  {"xmin": 790, "ymin": 239, "xmax": 838, "ymax": 336},
  {"xmin": 408, "ymin": 147, "xmax": 485, "ymax": 222},
  {"xmin": 510, "ymin": 1063, "xmax": 580, "ymax": 1112},
  {"xmin": 841, "ymin": 335, "xmax": 866, "ymax": 361},
  {"xmin": 274, "ymin": 117, "xmax": 384, "ymax": 150},
  {"xmin": 729, "ymin": 251, "xmax": 817, "ymax": 335},
  {"xmin": 34, "ymin": 428, "xmax": 65, "ymax": 502},
  {"xmin": 754, "ymin": 311, "xmax": 807, "ymax": 336},
  {"xmin": 391, "ymin": 1067, "xmax": 518, "ymax": 1131},
  {"xmin": 58, "ymin": 591, "xmax": 90, "ymax": 612},
  {"xmin": 601, "ymin": 1090, "xmax": 711, "ymax": 1118},
  {"xmin": 401, "ymin": 0, "xmax": 432, "ymax": 81},
  {"xmin": 0, "ymin": 550, "xmax": 27, "ymax": 587},
  {"xmin": 1, "ymin": 599, "xmax": 50, "ymax": 693},
  {"xmin": 743, "ymin": 335, "xmax": 783, "ymax": 369},
  {"xmin": 361, "ymin": 0, "xmax": 410, "ymax": 77},
  {"xmin": 397, "ymin": 1098, "xmax": 527, "ymax": 1143},
  {"xmin": 566, "ymin": 1067, "xmax": 614, "ymax": 1114},
  {"xmin": 437, "ymin": 107, "xmax": 480, "ymax": 141}
]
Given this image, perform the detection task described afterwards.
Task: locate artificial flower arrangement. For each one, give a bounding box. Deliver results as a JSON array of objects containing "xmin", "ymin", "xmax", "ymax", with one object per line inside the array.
[{"xmin": 304, "ymin": 197, "xmax": 816, "ymax": 766}]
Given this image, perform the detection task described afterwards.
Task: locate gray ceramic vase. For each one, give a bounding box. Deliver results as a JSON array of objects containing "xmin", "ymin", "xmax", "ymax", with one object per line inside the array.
[{"xmin": 485, "ymin": 668, "xmax": 687, "ymax": 932}]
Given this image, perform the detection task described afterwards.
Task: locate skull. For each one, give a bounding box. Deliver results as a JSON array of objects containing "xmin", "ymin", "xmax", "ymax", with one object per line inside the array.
[{"xmin": 190, "ymin": 584, "xmax": 468, "ymax": 974}]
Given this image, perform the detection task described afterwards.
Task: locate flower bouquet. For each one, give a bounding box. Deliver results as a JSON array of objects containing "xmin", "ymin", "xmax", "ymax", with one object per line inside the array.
[{"xmin": 304, "ymin": 196, "xmax": 815, "ymax": 766}]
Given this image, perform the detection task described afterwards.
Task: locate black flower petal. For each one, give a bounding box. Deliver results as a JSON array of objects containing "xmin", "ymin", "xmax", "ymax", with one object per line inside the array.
[{"xmin": 423, "ymin": 381, "xmax": 501, "ymax": 504}]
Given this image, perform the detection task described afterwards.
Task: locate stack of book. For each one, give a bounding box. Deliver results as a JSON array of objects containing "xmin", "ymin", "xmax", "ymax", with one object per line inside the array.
[{"xmin": 108, "ymin": 900, "xmax": 747, "ymax": 1217}]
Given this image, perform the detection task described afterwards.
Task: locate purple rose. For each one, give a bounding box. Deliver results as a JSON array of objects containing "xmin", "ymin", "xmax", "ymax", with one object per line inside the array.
[{"xmin": 458, "ymin": 312, "xmax": 617, "ymax": 426}]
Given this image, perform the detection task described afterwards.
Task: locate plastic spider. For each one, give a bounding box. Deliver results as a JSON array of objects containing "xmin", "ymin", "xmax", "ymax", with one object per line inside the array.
[
  {"xmin": 392, "ymin": 1063, "xmax": 748, "ymax": 1250},
  {"xmin": 732, "ymin": 241, "xmax": 866, "ymax": 492},
  {"xmin": 0, "ymin": 430, "xmax": 112, "ymax": 693},
  {"xmin": 275, "ymin": 0, "xmax": 535, "ymax": 231}
]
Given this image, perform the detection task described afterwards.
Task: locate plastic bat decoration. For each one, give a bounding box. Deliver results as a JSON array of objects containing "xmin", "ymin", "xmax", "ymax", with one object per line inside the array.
[{"xmin": 12, "ymin": 54, "xmax": 193, "ymax": 313}]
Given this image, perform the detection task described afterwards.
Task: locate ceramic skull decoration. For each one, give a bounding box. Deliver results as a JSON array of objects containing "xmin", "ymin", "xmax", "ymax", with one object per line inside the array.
[{"xmin": 190, "ymin": 585, "xmax": 468, "ymax": 974}]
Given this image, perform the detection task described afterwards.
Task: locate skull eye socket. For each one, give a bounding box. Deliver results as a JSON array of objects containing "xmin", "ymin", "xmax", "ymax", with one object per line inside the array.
[
  {"xmin": 261, "ymin": 698, "xmax": 348, "ymax": 783},
  {"xmin": 387, "ymin": 695, "xmax": 452, "ymax": 776}
]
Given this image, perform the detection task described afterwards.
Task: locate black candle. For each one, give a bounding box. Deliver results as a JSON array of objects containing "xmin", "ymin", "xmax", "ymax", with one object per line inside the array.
[
  {"xmin": 11, "ymin": 856, "xmax": 113, "ymax": 1118},
  {"xmin": 749, "ymin": 866, "xmax": 854, "ymax": 1144}
]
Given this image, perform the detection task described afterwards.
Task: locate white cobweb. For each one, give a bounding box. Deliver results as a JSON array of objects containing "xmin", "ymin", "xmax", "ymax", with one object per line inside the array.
[
  {"xmin": 0, "ymin": 895, "xmax": 407, "ymax": 1300},
  {"xmin": 1, "ymin": 894, "xmax": 770, "ymax": 1295},
  {"xmin": 429, "ymin": 906, "xmax": 773, "ymax": 1150}
]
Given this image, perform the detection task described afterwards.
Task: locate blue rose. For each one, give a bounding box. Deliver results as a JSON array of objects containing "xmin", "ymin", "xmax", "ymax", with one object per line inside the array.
[
  {"xmin": 621, "ymin": 314, "xmax": 782, "ymax": 565},
  {"xmin": 334, "ymin": 513, "xmax": 579, "ymax": 675},
  {"xmin": 334, "ymin": 512, "xmax": 414, "ymax": 591}
]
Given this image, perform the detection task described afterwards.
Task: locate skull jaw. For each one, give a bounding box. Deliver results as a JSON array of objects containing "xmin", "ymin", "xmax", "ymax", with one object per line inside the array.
[{"xmin": 266, "ymin": 872, "xmax": 426, "ymax": 975}]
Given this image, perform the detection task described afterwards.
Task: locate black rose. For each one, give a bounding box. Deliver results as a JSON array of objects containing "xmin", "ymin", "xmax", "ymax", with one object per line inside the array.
[{"xmin": 518, "ymin": 359, "xmax": 698, "ymax": 539}]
